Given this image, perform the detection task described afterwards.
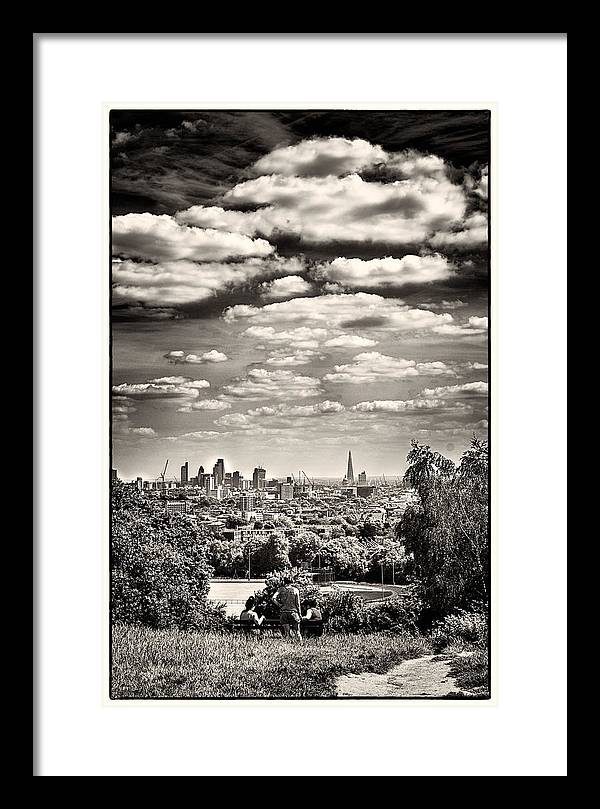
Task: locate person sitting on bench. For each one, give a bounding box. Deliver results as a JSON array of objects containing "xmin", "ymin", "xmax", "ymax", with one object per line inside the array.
[
  {"xmin": 239, "ymin": 596, "xmax": 265, "ymax": 635},
  {"xmin": 273, "ymin": 575, "xmax": 302, "ymax": 641},
  {"xmin": 303, "ymin": 598, "xmax": 322, "ymax": 623}
]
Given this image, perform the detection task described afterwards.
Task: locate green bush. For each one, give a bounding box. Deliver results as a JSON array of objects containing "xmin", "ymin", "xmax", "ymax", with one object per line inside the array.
[{"xmin": 430, "ymin": 607, "xmax": 488, "ymax": 652}]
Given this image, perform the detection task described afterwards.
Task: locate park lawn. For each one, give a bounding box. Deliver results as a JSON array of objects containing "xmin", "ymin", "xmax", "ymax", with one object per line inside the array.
[{"xmin": 111, "ymin": 625, "xmax": 431, "ymax": 699}]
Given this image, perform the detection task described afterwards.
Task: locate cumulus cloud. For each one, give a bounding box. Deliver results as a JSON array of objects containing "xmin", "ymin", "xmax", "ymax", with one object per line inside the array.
[
  {"xmin": 323, "ymin": 335, "xmax": 378, "ymax": 348},
  {"xmin": 430, "ymin": 212, "xmax": 488, "ymax": 248},
  {"xmin": 351, "ymin": 398, "xmax": 466, "ymax": 413},
  {"xmin": 112, "ymin": 213, "xmax": 274, "ymax": 262},
  {"xmin": 251, "ymin": 137, "xmax": 386, "ymax": 177},
  {"xmin": 433, "ymin": 315, "xmax": 488, "ymax": 337},
  {"xmin": 225, "ymin": 293, "xmax": 453, "ymax": 332},
  {"xmin": 221, "ymin": 368, "xmax": 322, "ymax": 401},
  {"xmin": 247, "ymin": 400, "xmax": 346, "ymax": 417},
  {"xmin": 242, "ymin": 325, "xmax": 329, "ymax": 349},
  {"xmin": 174, "ymin": 205, "xmax": 267, "ymax": 235},
  {"xmin": 264, "ymin": 349, "xmax": 321, "ymax": 366},
  {"xmin": 224, "ymin": 172, "xmax": 470, "ymax": 245},
  {"xmin": 419, "ymin": 381, "xmax": 488, "ymax": 398},
  {"xmin": 112, "ymin": 376, "xmax": 210, "ymax": 399},
  {"xmin": 419, "ymin": 299, "xmax": 467, "ymax": 311},
  {"xmin": 314, "ymin": 253, "xmax": 454, "ymax": 289},
  {"xmin": 112, "ymin": 255, "xmax": 302, "ymax": 308},
  {"xmin": 260, "ymin": 275, "xmax": 313, "ymax": 300},
  {"xmin": 323, "ymin": 352, "xmax": 456, "ymax": 384},
  {"xmin": 177, "ymin": 398, "xmax": 232, "ymax": 412},
  {"xmin": 164, "ymin": 349, "xmax": 228, "ymax": 364}
]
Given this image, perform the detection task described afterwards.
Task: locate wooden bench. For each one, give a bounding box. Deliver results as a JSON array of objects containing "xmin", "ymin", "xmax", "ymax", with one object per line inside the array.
[{"xmin": 232, "ymin": 617, "xmax": 325, "ymax": 637}]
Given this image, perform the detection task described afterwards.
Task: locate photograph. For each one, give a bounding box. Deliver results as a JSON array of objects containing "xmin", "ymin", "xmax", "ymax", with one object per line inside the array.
[{"xmin": 110, "ymin": 108, "xmax": 491, "ymax": 700}]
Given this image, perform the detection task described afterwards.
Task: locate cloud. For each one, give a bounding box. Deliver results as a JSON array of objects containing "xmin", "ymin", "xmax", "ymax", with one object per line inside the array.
[
  {"xmin": 221, "ymin": 368, "xmax": 322, "ymax": 400},
  {"xmin": 419, "ymin": 381, "xmax": 488, "ymax": 398},
  {"xmin": 164, "ymin": 349, "xmax": 228, "ymax": 364},
  {"xmin": 432, "ymin": 315, "xmax": 488, "ymax": 337},
  {"xmin": 313, "ymin": 253, "xmax": 454, "ymax": 289},
  {"xmin": 112, "ymin": 213, "xmax": 274, "ymax": 262},
  {"xmin": 177, "ymin": 398, "xmax": 232, "ymax": 412},
  {"xmin": 225, "ymin": 293, "xmax": 454, "ymax": 332},
  {"xmin": 323, "ymin": 352, "xmax": 456, "ymax": 384},
  {"xmin": 112, "ymin": 255, "xmax": 302, "ymax": 308},
  {"xmin": 224, "ymin": 171, "xmax": 471, "ymax": 245},
  {"xmin": 165, "ymin": 430, "xmax": 224, "ymax": 441},
  {"xmin": 430, "ymin": 212, "xmax": 488, "ymax": 248},
  {"xmin": 264, "ymin": 349, "xmax": 321, "ymax": 366},
  {"xmin": 465, "ymin": 165, "xmax": 488, "ymax": 200},
  {"xmin": 174, "ymin": 205, "xmax": 269, "ymax": 236},
  {"xmin": 242, "ymin": 325, "xmax": 329, "ymax": 349},
  {"xmin": 247, "ymin": 401, "xmax": 346, "ymax": 417},
  {"xmin": 466, "ymin": 361, "xmax": 488, "ymax": 370},
  {"xmin": 323, "ymin": 335, "xmax": 378, "ymax": 348},
  {"xmin": 128, "ymin": 426, "xmax": 156, "ymax": 436},
  {"xmin": 260, "ymin": 275, "xmax": 313, "ymax": 300},
  {"xmin": 419, "ymin": 299, "xmax": 467, "ymax": 311},
  {"xmin": 112, "ymin": 376, "xmax": 210, "ymax": 399},
  {"xmin": 351, "ymin": 398, "xmax": 466, "ymax": 413},
  {"xmin": 251, "ymin": 137, "xmax": 386, "ymax": 177}
]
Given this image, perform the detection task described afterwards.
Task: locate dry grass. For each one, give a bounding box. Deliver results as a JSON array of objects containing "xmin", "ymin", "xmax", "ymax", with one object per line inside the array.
[{"xmin": 111, "ymin": 624, "xmax": 431, "ymax": 699}]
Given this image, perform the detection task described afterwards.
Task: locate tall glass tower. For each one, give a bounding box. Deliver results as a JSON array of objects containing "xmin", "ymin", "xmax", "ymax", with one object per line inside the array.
[{"xmin": 346, "ymin": 451, "xmax": 355, "ymax": 484}]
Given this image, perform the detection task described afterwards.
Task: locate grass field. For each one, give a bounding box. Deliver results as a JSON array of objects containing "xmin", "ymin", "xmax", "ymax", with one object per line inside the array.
[{"xmin": 111, "ymin": 625, "xmax": 431, "ymax": 699}]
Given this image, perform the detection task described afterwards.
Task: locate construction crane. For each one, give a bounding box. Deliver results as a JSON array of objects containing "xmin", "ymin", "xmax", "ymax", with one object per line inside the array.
[
  {"xmin": 156, "ymin": 459, "xmax": 169, "ymax": 498},
  {"xmin": 301, "ymin": 470, "xmax": 314, "ymax": 487}
]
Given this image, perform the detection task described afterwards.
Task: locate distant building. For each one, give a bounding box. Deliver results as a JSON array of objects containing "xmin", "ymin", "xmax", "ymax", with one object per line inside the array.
[
  {"xmin": 358, "ymin": 471, "xmax": 367, "ymax": 485},
  {"xmin": 213, "ymin": 458, "xmax": 225, "ymax": 486},
  {"xmin": 166, "ymin": 500, "xmax": 188, "ymax": 515},
  {"xmin": 210, "ymin": 485, "xmax": 224, "ymax": 501},
  {"xmin": 343, "ymin": 451, "xmax": 355, "ymax": 485},
  {"xmin": 232, "ymin": 471, "xmax": 242, "ymax": 489},
  {"xmin": 356, "ymin": 485, "xmax": 374, "ymax": 498},
  {"xmin": 111, "ymin": 468, "xmax": 118, "ymax": 481},
  {"xmin": 197, "ymin": 465, "xmax": 204, "ymax": 481},
  {"xmin": 278, "ymin": 482, "xmax": 294, "ymax": 500},
  {"xmin": 135, "ymin": 476, "xmax": 143, "ymax": 491},
  {"xmin": 241, "ymin": 494, "xmax": 256, "ymax": 512},
  {"xmin": 180, "ymin": 461, "xmax": 189, "ymax": 485},
  {"xmin": 252, "ymin": 466, "xmax": 266, "ymax": 490}
]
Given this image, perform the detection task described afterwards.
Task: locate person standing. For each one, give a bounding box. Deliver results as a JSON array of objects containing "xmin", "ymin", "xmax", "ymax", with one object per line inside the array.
[{"xmin": 273, "ymin": 575, "xmax": 302, "ymax": 640}]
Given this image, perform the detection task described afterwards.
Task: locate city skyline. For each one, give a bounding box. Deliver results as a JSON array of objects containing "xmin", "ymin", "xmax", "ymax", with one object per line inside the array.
[{"xmin": 112, "ymin": 110, "xmax": 489, "ymax": 480}]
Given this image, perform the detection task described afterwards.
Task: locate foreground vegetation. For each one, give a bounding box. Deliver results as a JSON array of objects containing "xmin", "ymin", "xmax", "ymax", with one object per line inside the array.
[
  {"xmin": 110, "ymin": 437, "xmax": 490, "ymax": 698},
  {"xmin": 111, "ymin": 624, "xmax": 431, "ymax": 699}
]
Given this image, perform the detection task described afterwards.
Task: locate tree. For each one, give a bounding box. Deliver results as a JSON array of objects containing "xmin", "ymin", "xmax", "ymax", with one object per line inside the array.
[
  {"xmin": 288, "ymin": 530, "xmax": 319, "ymax": 568},
  {"xmin": 403, "ymin": 439, "xmax": 455, "ymax": 493},
  {"xmin": 111, "ymin": 482, "xmax": 214, "ymax": 629},
  {"xmin": 397, "ymin": 439, "xmax": 489, "ymax": 618}
]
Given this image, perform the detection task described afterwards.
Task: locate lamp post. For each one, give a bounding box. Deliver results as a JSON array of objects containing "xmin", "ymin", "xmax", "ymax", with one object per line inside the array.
[{"xmin": 247, "ymin": 542, "xmax": 252, "ymax": 581}]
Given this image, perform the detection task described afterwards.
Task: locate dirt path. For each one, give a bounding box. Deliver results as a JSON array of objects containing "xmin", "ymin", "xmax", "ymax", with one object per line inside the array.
[{"xmin": 336, "ymin": 653, "xmax": 473, "ymax": 698}]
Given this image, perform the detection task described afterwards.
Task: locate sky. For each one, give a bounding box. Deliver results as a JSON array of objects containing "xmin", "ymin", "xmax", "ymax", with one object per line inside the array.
[{"xmin": 111, "ymin": 110, "xmax": 489, "ymax": 481}]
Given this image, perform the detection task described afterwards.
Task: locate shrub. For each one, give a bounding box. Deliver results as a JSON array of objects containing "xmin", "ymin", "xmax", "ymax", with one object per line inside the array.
[
  {"xmin": 363, "ymin": 593, "xmax": 422, "ymax": 634},
  {"xmin": 320, "ymin": 591, "xmax": 367, "ymax": 632},
  {"xmin": 252, "ymin": 568, "xmax": 320, "ymax": 618},
  {"xmin": 111, "ymin": 482, "xmax": 213, "ymax": 630},
  {"xmin": 430, "ymin": 607, "xmax": 488, "ymax": 652}
]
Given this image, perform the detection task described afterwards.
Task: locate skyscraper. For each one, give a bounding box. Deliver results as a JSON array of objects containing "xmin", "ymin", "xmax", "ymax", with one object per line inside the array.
[
  {"xmin": 232, "ymin": 470, "xmax": 241, "ymax": 489},
  {"xmin": 252, "ymin": 466, "xmax": 266, "ymax": 490},
  {"xmin": 345, "ymin": 451, "xmax": 355, "ymax": 485},
  {"xmin": 358, "ymin": 470, "xmax": 367, "ymax": 485},
  {"xmin": 213, "ymin": 458, "xmax": 225, "ymax": 486},
  {"xmin": 180, "ymin": 461, "xmax": 188, "ymax": 485}
]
